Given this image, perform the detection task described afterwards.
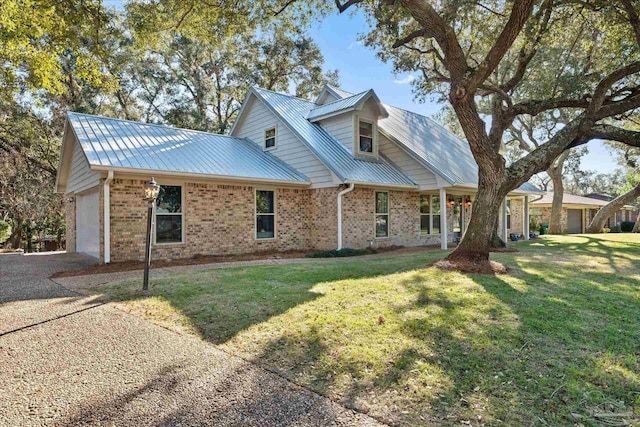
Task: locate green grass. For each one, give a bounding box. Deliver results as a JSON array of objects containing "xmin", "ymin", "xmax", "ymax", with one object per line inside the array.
[{"xmin": 98, "ymin": 234, "xmax": 640, "ymax": 426}]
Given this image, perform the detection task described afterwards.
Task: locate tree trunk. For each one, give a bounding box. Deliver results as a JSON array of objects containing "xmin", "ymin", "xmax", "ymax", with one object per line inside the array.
[
  {"xmin": 633, "ymin": 217, "xmax": 640, "ymax": 232},
  {"xmin": 587, "ymin": 182, "xmax": 640, "ymax": 233},
  {"xmin": 9, "ymin": 218, "xmax": 23, "ymax": 249},
  {"xmin": 547, "ymin": 168, "xmax": 565, "ymax": 234},
  {"xmin": 448, "ymin": 178, "xmax": 507, "ymax": 263}
]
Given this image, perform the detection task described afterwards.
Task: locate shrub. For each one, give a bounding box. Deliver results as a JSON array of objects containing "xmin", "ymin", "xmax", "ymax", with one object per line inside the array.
[
  {"xmin": 0, "ymin": 220, "xmax": 11, "ymax": 244},
  {"xmin": 603, "ymin": 227, "xmax": 611, "ymax": 233},
  {"xmin": 621, "ymin": 221, "xmax": 635, "ymax": 232},
  {"xmin": 306, "ymin": 247, "xmax": 377, "ymax": 258},
  {"xmin": 610, "ymin": 224, "xmax": 622, "ymax": 233}
]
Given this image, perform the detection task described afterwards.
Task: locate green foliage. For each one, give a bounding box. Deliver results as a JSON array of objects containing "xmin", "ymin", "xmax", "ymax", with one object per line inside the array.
[
  {"xmin": 0, "ymin": 0, "xmax": 114, "ymax": 99},
  {"xmin": 305, "ymin": 247, "xmax": 377, "ymax": 258},
  {"xmin": 0, "ymin": 220, "xmax": 11, "ymax": 243},
  {"xmin": 621, "ymin": 221, "xmax": 635, "ymax": 232},
  {"xmin": 610, "ymin": 223, "xmax": 622, "ymax": 233}
]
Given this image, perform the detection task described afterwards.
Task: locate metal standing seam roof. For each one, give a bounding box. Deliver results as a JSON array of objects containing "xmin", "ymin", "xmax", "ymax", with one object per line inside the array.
[
  {"xmin": 66, "ymin": 112, "xmax": 309, "ymax": 183},
  {"xmin": 306, "ymin": 90, "xmax": 383, "ymax": 121},
  {"xmin": 324, "ymin": 86, "xmax": 542, "ymax": 193},
  {"xmin": 251, "ymin": 87, "xmax": 417, "ymax": 187}
]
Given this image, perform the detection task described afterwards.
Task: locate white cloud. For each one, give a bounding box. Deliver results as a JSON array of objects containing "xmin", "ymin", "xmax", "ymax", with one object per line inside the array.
[
  {"xmin": 348, "ymin": 40, "xmax": 364, "ymax": 49},
  {"xmin": 394, "ymin": 74, "xmax": 416, "ymax": 85}
]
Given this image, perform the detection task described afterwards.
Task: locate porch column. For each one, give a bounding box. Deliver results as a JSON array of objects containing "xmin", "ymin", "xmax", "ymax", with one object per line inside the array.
[
  {"xmin": 502, "ymin": 198, "xmax": 508, "ymax": 242},
  {"xmin": 524, "ymin": 196, "xmax": 530, "ymax": 240},
  {"xmin": 440, "ymin": 187, "xmax": 448, "ymax": 250}
]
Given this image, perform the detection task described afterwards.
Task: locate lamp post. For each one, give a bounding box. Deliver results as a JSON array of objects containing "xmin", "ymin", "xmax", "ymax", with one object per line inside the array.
[{"xmin": 142, "ymin": 177, "xmax": 160, "ymax": 291}]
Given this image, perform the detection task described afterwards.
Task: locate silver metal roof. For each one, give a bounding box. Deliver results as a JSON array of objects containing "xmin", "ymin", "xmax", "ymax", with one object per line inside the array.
[
  {"xmin": 324, "ymin": 86, "xmax": 542, "ymax": 193},
  {"xmin": 67, "ymin": 112, "xmax": 309, "ymax": 183},
  {"xmin": 306, "ymin": 90, "xmax": 387, "ymax": 121},
  {"xmin": 251, "ymin": 87, "xmax": 417, "ymax": 187}
]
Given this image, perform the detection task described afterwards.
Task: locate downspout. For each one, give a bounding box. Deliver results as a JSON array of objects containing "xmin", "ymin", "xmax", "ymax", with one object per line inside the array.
[
  {"xmin": 103, "ymin": 170, "xmax": 114, "ymax": 263},
  {"xmin": 337, "ymin": 183, "xmax": 355, "ymax": 250}
]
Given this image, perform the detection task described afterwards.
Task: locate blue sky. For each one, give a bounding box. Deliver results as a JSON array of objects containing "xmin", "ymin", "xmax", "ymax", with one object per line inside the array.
[{"xmin": 105, "ymin": 1, "xmax": 617, "ymax": 174}]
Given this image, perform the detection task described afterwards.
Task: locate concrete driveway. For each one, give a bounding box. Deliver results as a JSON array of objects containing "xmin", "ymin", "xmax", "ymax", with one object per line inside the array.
[{"xmin": 0, "ymin": 252, "xmax": 380, "ymax": 427}]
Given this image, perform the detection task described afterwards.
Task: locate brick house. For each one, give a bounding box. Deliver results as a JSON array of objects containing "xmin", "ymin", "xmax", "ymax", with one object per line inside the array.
[
  {"xmin": 55, "ymin": 85, "xmax": 542, "ymax": 263},
  {"xmin": 531, "ymin": 192, "xmax": 638, "ymax": 234}
]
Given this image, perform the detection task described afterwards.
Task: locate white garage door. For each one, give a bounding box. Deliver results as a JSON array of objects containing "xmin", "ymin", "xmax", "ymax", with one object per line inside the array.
[{"xmin": 76, "ymin": 189, "xmax": 100, "ymax": 259}]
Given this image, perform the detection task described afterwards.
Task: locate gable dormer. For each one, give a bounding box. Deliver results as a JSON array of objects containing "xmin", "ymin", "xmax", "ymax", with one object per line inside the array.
[{"xmin": 308, "ymin": 89, "xmax": 388, "ymax": 160}]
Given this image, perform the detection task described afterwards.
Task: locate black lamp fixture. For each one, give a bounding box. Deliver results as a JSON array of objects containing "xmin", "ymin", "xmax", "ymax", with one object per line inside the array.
[{"xmin": 142, "ymin": 177, "xmax": 160, "ymax": 291}]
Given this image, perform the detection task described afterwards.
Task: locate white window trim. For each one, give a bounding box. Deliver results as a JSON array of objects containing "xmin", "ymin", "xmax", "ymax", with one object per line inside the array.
[
  {"xmin": 255, "ymin": 188, "xmax": 277, "ymax": 240},
  {"xmin": 264, "ymin": 126, "xmax": 277, "ymax": 151},
  {"xmin": 154, "ymin": 183, "xmax": 185, "ymax": 245},
  {"xmin": 354, "ymin": 115, "xmax": 378, "ymax": 158},
  {"xmin": 420, "ymin": 194, "xmax": 442, "ymax": 236},
  {"xmin": 375, "ymin": 191, "xmax": 389, "ymax": 239}
]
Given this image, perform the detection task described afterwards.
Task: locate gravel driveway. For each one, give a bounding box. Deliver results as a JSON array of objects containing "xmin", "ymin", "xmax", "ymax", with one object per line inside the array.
[{"xmin": 0, "ymin": 252, "xmax": 381, "ymax": 427}]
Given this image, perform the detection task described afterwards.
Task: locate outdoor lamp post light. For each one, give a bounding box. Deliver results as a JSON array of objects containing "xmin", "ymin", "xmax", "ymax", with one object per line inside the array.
[{"xmin": 142, "ymin": 177, "xmax": 160, "ymax": 291}]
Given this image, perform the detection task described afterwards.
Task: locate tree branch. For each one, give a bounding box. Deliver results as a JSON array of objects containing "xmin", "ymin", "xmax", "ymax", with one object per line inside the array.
[
  {"xmin": 621, "ymin": 0, "xmax": 640, "ymax": 47},
  {"xmin": 335, "ymin": 0, "xmax": 365, "ymax": 13},
  {"xmin": 466, "ymin": 0, "xmax": 535, "ymax": 94},
  {"xmin": 392, "ymin": 29, "xmax": 426, "ymax": 48},
  {"xmin": 585, "ymin": 123, "xmax": 640, "ymax": 147}
]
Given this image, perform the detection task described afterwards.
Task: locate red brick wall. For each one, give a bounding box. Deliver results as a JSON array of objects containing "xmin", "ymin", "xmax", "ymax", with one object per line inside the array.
[{"xmin": 82, "ymin": 178, "xmax": 461, "ymax": 262}]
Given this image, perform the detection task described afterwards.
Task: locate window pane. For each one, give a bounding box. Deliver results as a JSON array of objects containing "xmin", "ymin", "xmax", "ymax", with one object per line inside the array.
[
  {"xmin": 156, "ymin": 185, "xmax": 181, "ymax": 213},
  {"xmin": 420, "ymin": 196, "xmax": 430, "ymax": 214},
  {"xmin": 265, "ymin": 137, "xmax": 275, "ymax": 148},
  {"xmin": 359, "ymin": 136, "xmax": 373, "ymax": 153},
  {"xmin": 432, "ymin": 196, "xmax": 441, "ymax": 215},
  {"xmin": 265, "ymin": 128, "xmax": 276, "ymax": 139},
  {"xmin": 256, "ymin": 190, "xmax": 274, "ymax": 214},
  {"xmin": 256, "ymin": 215, "xmax": 275, "ymax": 239},
  {"xmin": 433, "ymin": 215, "xmax": 441, "ymax": 234},
  {"xmin": 359, "ymin": 121, "xmax": 373, "ymax": 137},
  {"xmin": 420, "ymin": 215, "xmax": 430, "ymax": 234},
  {"xmin": 376, "ymin": 215, "xmax": 388, "ymax": 237},
  {"xmin": 156, "ymin": 215, "xmax": 182, "ymax": 243},
  {"xmin": 376, "ymin": 192, "xmax": 388, "ymax": 214}
]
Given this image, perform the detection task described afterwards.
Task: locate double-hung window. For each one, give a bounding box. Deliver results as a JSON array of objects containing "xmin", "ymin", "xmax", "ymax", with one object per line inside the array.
[
  {"xmin": 256, "ymin": 190, "xmax": 275, "ymax": 239},
  {"xmin": 375, "ymin": 191, "xmax": 389, "ymax": 238},
  {"xmin": 155, "ymin": 185, "xmax": 183, "ymax": 244},
  {"xmin": 358, "ymin": 119, "xmax": 374, "ymax": 154},
  {"xmin": 420, "ymin": 195, "xmax": 441, "ymax": 234},
  {"xmin": 265, "ymin": 127, "xmax": 276, "ymax": 149}
]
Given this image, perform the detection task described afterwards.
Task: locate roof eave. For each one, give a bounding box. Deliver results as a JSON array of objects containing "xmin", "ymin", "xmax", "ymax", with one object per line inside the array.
[
  {"xmin": 89, "ymin": 165, "xmax": 312, "ymax": 187},
  {"xmin": 344, "ymin": 179, "xmax": 420, "ymax": 190}
]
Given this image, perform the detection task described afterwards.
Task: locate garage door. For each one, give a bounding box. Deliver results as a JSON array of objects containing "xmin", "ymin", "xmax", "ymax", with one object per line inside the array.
[
  {"xmin": 567, "ymin": 209, "xmax": 583, "ymax": 234},
  {"xmin": 76, "ymin": 189, "xmax": 100, "ymax": 259}
]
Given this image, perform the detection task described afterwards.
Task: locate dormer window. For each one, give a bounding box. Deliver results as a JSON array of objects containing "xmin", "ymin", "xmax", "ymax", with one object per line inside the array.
[
  {"xmin": 265, "ymin": 127, "xmax": 276, "ymax": 150},
  {"xmin": 355, "ymin": 117, "xmax": 377, "ymax": 157},
  {"xmin": 359, "ymin": 120, "xmax": 373, "ymax": 153}
]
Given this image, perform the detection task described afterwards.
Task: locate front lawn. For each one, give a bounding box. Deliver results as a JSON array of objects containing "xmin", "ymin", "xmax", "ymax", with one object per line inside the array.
[{"xmin": 98, "ymin": 234, "xmax": 640, "ymax": 426}]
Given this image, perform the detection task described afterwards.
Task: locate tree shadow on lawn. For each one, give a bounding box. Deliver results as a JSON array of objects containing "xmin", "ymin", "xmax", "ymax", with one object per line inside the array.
[
  {"xmin": 97, "ymin": 251, "xmax": 442, "ymax": 345},
  {"xmin": 243, "ymin": 242, "xmax": 640, "ymax": 426},
  {"xmin": 94, "ymin": 239, "xmax": 639, "ymax": 426}
]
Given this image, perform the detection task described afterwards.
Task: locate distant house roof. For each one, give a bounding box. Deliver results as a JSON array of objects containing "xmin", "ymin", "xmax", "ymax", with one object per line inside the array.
[
  {"xmin": 584, "ymin": 192, "xmax": 614, "ymax": 201},
  {"xmin": 321, "ymin": 85, "xmax": 542, "ymax": 194},
  {"xmin": 66, "ymin": 112, "xmax": 309, "ymax": 184},
  {"xmin": 306, "ymin": 89, "xmax": 388, "ymax": 122},
  {"xmin": 249, "ymin": 87, "xmax": 417, "ymax": 188},
  {"xmin": 532, "ymin": 192, "xmax": 636, "ymax": 209}
]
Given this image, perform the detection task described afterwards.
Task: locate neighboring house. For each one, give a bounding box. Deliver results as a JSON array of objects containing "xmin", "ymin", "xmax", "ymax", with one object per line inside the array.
[
  {"xmin": 531, "ymin": 192, "xmax": 638, "ymax": 234},
  {"xmin": 56, "ymin": 85, "xmax": 542, "ymax": 263}
]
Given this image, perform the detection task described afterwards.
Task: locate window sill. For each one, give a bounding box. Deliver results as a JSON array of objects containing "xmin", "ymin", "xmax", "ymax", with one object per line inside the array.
[
  {"xmin": 375, "ymin": 236, "xmax": 389, "ymax": 240},
  {"xmin": 154, "ymin": 241, "xmax": 186, "ymax": 246},
  {"xmin": 256, "ymin": 237, "xmax": 277, "ymax": 241},
  {"xmin": 264, "ymin": 146, "xmax": 277, "ymax": 151}
]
